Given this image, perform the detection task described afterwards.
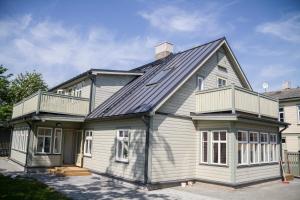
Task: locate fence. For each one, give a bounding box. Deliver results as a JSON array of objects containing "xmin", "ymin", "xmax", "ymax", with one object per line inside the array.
[{"xmin": 284, "ymin": 151, "xmax": 300, "ymax": 177}]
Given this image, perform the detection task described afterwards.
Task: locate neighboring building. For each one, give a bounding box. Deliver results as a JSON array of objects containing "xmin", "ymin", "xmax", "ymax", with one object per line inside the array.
[
  {"xmin": 9, "ymin": 37, "xmax": 287, "ymax": 188},
  {"xmin": 264, "ymin": 83, "xmax": 300, "ymax": 153}
]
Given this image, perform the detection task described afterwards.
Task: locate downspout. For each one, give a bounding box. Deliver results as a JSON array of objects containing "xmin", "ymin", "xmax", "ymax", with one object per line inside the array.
[
  {"xmin": 88, "ymin": 75, "xmax": 96, "ymax": 113},
  {"xmin": 279, "ymin": 124, "xmax": 288, "ymax": 181},
  {"xmin": 141, "ymin": 115, "xmax": 151, "ymax": 185},
  {"xmin": 24, "ymin": 121, "xmax": 33, "ymax": 171}
]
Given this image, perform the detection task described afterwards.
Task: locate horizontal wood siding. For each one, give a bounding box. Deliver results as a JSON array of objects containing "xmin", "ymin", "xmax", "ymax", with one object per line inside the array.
[
  {"xmin": 151, "ymin": 115, "xmax": 197, "ymax": 183},
  {"xmin": 30, "ymin": 155, "xmax": 61, "ymax": 167},
  {"xmin": 285, "ymin": 136, "xmax": 300, "ymax": 152},
  {"xmin": 94, "ymin": 75, "xmax": 135, "ymax": 108},
  {"xmin": 236, "ymin": 164, "xmax": 280, "ymax": 183},
  {"xmin": 83, "ymin": 118, "xmax": 146, "ymax": 182},
  {"xmin": 281, "ymin": 101, "xmax": 300, "ymax": 134},
  {"xmin": 10, "ymin": 149, "xmax": 26, "ymax": 165}
]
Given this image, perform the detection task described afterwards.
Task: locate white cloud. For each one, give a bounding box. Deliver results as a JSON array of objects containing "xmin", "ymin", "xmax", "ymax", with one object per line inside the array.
[
  {"xmin": 0, "ymin": 15, "xmax": 157, "ymax": 87},
  {"xmin": 260, "ymin": 65, "xmax": 296, "ymax": 79},
  {"xmin": 256, "ymin": 14, "xmax": 300, "ymax": 43},
  {"xmin": 139, "ymin": 5, "xmax": 223, "ymax": 35}
]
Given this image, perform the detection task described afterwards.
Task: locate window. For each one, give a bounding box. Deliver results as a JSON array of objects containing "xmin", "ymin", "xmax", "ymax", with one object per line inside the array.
[
  {"xmin": 279, "ymin": 107, "xmax": 284, "ymax": 122},
  {"xmin": 197, "ymin": 76, "xmax": 204, "ymax": 91},
  {"xmin": 36, "ymin": 128, "xmax": 52, "ymax": 154},
  {"xmin": 211, "ymin": 131, "xmax": 227, "ymax": 165},
  {"xmin": 84, "ymin": 131, "xmax": 93, "ymax": 156},
  {"xmin": 57, "ymin": 89, "xmax": 65, "ymax": 95},
  {"xmin": 298, "ymin": 105, "xmax": 300, "ymax": 123},
  {"xmin": 249, "ymin": 132, "xmax": 259, "ymax": 164},
  {"xmin": 12, "ymin": 128, "xmax": 29, "ymax": 152},
  {"xmin": 200, "ymin": 131, "xmax": 208, "ymax": 163},
  {"xmin": 218, "ymin": 65, "xmax": 227, "ymax": 72},
  {"xmin": 53, "ymin": 128, "xmax": 62, "ymax": 154},
  {"xmin": 238, "ymin": 131, "xmax": 248, "ymax": 165},
  {"xmin": 116, "ymin": 130, "xmax": 130, "ymax": 162},
  {"xmin": 147, "ymin": 69, "xmax": 172, "ymax": 86},
  {"xmin": 269, "ymin": 134, "xmax": 278, "ymax": 162},
  {"xmin": 217, "ymin": 77, "xmax": 227, "ymax": 88},
  {"xmin": 260, "ymin": 133, "xmax": 269, "ymax": 163},
  {"xmin": 75, "ymin": 83, "xmax": 82, "ymax": 97}
]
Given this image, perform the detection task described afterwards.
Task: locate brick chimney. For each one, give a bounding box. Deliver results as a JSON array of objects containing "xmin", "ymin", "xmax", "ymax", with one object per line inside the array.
[
  {"xmin": 282, "ymin": 81, "xmax": 291, "ymax": 90},
  {"xmin": 155, "ymin": 42, "xmax": 173, "ymax": 60}
]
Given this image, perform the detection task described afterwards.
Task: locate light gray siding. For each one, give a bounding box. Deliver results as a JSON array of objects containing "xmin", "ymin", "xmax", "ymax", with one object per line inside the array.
[
  {"xmin": 159, "ymin": 49, "xmax": 243, "ymax": 116},
  {"xmin": 83, "ymin": 118, "xmax": 146, "ymax": 182},
  {"xmin": 94, "ymin": 75, "xmax": 135, "ymax": 108},
  {"xmin": 10, "ymin": 149, "xmax": 27, "ymax": 165},
  {"xmin": 151, "ymin": 114, "xmax": 197, "ymax": 183},
  {"xmin": 30, "ymin": 155, "xmax": 61, "ymax": 167},
  {"xmin": 236, "ymin": 165, "xmax": 280, "ymax": 183},
  {"xmin": 10, "ymin": 123, "xmax": 29, "ymax": 166}
]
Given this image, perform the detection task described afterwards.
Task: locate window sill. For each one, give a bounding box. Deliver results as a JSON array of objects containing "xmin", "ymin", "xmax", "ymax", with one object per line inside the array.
[
  {"xmin": 83, "ymin": 154, "xmax": 92, "ymax": 158},
  {"xmin": 115, "ymin": 159, "xmax": 129, "ymax": 164},
  {"xmin": 237, "ymin": 162, "xmax": 279, "ymax": 168},
  {"xmin": 199, "ymin": 163, "xmax": 229, "ymax": 168},
  {"xmin": 34, "ymin": 153, "xmax": 61, "ymax": 156}
]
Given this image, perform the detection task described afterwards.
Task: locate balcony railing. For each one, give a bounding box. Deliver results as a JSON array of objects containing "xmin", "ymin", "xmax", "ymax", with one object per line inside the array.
[
  {"xmin": 195, "ymin": 85, "xmax": 279, "ymax": 119},
  {"xmin": 12, "ymin": 91, "xmax": 89, "ymax": 119}
]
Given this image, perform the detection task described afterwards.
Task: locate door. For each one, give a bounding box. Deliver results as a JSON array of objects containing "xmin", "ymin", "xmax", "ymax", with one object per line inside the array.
[
  {"xmin": 63, "ymin": 130, "xmax": 75, "ymax": 165},
  {"xmin": 75, "ymin": 130, "xmax": 84, "ymax": 167}
]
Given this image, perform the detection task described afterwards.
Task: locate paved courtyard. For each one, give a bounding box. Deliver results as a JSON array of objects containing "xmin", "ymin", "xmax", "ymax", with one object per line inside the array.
[{"xmin": 1, "ymin": 158, "xmax": 300, "ymax": 200}]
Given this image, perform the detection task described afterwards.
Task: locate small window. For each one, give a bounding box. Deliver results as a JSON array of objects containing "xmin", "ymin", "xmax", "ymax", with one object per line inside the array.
[
  {"xmin": 200, "ymin": 131, "xmax": 208, "ymax": 163},
  {"xmin": 57, "ymin": 89, "xmax": 65, "ymax": 95},
  {"xmin": 53, "ymin": 128, "xmax": 62, "ymax": 154},
  {"xmin": 218, "ymin": 65, "xmax": 227, "ymax": 72},
  {"xmin": 116, "ymin": 130, "xmax": 130, "ymax": 162},
  {"xmin": 270, "ymin": 134, "xmax": 278, "ymax": 162},
  {"xmin": 260, "ymin": 133, "xmax": 269, "ymax": 163},
  {"xmin": 84, "ymin": 131, "xmax": 93, "ymax": 156},
  {"xmin": 237, "ymin": 131, "xmax": 248, "ymax": 165},
  {"xmin": 279, "ymin": 107, "xmax": 284, "ymax": 122},
  {"xmin": 197, "ymin": 76, "xmax": 204, "ymax": 91},
  {"xmin": 249, "ymin": 132, "xmax": 259, "ymax": 164},
  {"xmin": 217, "ymin": 77, "xmax": 227, "ymax": 88},
  {"xmin": 211, "ymin": 131, "xmax": 227, "ymax": 165},
  {"xmin": 36, "ymin": 128, "xmax": 52, "ymax": 154},
  {"xmin": 282, "ymin": 138, "xmax": 286, "ymax": 143}
]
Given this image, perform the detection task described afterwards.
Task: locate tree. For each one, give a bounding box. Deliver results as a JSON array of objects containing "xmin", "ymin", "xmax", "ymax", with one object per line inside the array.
[
  {"xmin": 9, "ymin": 71, "xmax": 48, "ymax": 104},
  {"xmin": 0, "ymin": 65, "xmax": 12, "ymax": 122}
]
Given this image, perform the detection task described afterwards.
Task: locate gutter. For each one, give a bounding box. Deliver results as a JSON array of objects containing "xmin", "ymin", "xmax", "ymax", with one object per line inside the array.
[
  {"xmin": 141, "ymin": 115, "xmax": 151, "ymax": 185},
  {"xmin": 279, "ymin": 124, "xmax": 288, "ymax": 181}
]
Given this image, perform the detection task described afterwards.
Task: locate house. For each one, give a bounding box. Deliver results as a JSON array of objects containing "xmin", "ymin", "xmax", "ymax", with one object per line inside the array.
[
  {"xmin": 9, "ymin": 37, "xmax": 287, "ymax": 188},
  {"xmin": 264, "ymin": 83, "xmax": 300, "ymax": 153}
]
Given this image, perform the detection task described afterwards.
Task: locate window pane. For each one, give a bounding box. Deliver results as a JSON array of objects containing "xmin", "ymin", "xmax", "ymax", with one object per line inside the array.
[
  {"xmin": 242, "ymin": 144, "xmax": 247, "ymax": 163},
  {"xmin": 238, "ymin": 144, "xmax": 242, "ymax": 164},
  {"xmin": 119, "ymin": 131, "xmax": 123, "ymax": 137},
  {"xmin": 213, "ymin": 132, "xmax": 219, "ymax": 140},
  {"xmin": 37, "ymin": 137, "xmax": 43, "ymax": 153},
  {"xmin": 220, "ymin": 143, "xmax": 226, "ymax": 164},
  {"xmin": 54, "ymin": 130, "xmax": 62, "ymax": 154},
  {"xmin": 220, "ymin": 132, "xmax": 226, "ymax": 141},
  {"xmin": 117, "ymin": 140, "xmax": 122, "ymax": 159},
  {"xmin": 89, "ymin": 140, "xmax": 92, "ymax": 155},
  {"xmin": 202, "ymin": 132, "xmax": 207, "ymax": 141},
  {"xmin": 213, "ymin": 143, "xmax": 218, "ymax": 163},
  {"xmin": 44, "ymin": 137, "xmax": 51, "ymax": 153},
  {"xmin": 203, "ymin": 142, "xmax": 207, "ymax": 162},
  {"xmin": 123, "ymin": 141, "xmax": 129, "ymax": 160}
]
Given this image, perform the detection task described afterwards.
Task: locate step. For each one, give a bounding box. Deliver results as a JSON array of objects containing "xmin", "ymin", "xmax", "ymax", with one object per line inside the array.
[{"xmin": 285, "ymin": 174, "xmax": 294, "ymax": 181}]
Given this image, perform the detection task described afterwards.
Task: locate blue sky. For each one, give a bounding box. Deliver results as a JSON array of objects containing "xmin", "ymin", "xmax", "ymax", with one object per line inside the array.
[{"xmin": 0, "ymin": 0, "xmax": 300, "ymax": 92}]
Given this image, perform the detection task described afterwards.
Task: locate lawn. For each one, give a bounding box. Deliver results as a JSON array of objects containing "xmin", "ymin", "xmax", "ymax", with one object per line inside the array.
[{"xmin": 0, "ymin": 174, "xmax": 70, "ymax": 200}]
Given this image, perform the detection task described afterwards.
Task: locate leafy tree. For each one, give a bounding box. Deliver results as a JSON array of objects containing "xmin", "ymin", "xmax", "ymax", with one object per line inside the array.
[
  {"xmin": 9, "ymin": 71, "xmax": 48, "ymax": 104},
  {"xmin": 0, "ymin": 65, "xmax": 12, "ymax": 122}
]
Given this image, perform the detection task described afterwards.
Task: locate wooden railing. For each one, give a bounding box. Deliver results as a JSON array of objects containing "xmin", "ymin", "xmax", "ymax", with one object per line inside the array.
[
  {"xmin": 12, "ymin": 91, "xmax": 89, "ymax": 119},
  {"xmin": 195, "ymin": 85, "xmax": 279, "ymax": 119}
]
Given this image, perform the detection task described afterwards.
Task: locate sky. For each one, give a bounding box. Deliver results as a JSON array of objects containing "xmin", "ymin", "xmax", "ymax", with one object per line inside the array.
[{"xmin": 0, "ymin": 0, "xmax": 300, "ymax": 92}]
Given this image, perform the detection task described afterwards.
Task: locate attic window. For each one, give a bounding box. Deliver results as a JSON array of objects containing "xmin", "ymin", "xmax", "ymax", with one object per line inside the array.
[
  {"xmin": 218, "ymin": 65, "xmax": 227, "ymax": 72},
  {"xmin": 146, "ymin": 69, "xmax": 172, "ymax": 86}
]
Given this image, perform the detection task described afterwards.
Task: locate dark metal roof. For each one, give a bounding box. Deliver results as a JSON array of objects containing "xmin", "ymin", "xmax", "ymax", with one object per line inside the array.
[
  {"xmin": 87, "ymin": 37, "xmax": 225, "ymax": 119},
  {"xmin": 264, "ymin": 87, "xmax": 300, "ymax": 100}
]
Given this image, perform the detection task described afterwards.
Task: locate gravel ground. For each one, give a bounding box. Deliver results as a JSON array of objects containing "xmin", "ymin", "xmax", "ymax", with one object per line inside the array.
[{"xmin": 1, "ymin": 158, "xmax": 300, "ymax": 200}]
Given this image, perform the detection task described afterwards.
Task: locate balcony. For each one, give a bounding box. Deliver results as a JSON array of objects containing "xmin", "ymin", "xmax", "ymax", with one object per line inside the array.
[
  {"xmin": 195, "ymin": 85, "xmax": 279, "ymax": 119},
  {"xmin": 12, "ymin": 91, "xmax": 90, "ymax": 119}
]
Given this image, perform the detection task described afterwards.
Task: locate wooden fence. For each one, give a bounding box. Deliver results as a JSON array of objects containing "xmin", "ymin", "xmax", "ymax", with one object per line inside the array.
[{"xmin": 284, "ymin": 151, "xmax": 300, "ymax": 177}]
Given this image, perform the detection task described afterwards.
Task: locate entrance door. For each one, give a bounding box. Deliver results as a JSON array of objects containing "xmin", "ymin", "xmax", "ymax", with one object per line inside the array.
[
  {"xmin": 63, "ymin": 130, "xmax": 75, "ymax": 165},
  {"xmin": 75, "ymin": 130, "xmax": 84, "ymax": 167}
]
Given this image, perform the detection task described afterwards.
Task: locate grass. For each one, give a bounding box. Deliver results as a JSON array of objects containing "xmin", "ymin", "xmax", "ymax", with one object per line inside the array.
[{"xmin": 0, "ymin": 174, "xmax": 70, "ymax": 200}]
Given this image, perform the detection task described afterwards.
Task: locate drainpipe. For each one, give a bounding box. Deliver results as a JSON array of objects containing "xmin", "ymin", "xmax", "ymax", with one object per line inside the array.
[
  {"xmin": 279, "ymin": 124, "xmax": 288, "ymax": 181},
  {"xmin": 141, "ymin": 115, "xmax": 151, "ymax": 185},
  {"xmin": 24, "ymin": 121, "xmax": 33, "ymax": 171},
  {"xmin": 88, "ymin": 75, "xmax": 96, "ymax": 113}
]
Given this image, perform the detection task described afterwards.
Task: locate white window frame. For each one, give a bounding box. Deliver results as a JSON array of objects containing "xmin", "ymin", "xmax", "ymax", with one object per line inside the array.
[
  {"xmin": 200, "ymin": 131, "xmax": 209, "ymax": 164},
  {"xmin": 75, "ymin": 84, "xmax": 82, "ymax": 97},
  {"xmin": 269, "ymin": 133, "xmax": 278, "ymax": 162},
  {"xmin": 84, "ymin": 130, "xmax": 93, "ymax": 156},
  {"xmin": 249, "ymin": 131, "xmax": 259, "ymax": 164},
  {"xmin": 36, "ymin": 127, "xmax": 53, "ymax": 154},
  {"xmin": 197, "ymin": 76, "xmax": 204, "ymax": 91},
  {"xmin": 297, "ymin": 105, "xmax": 300, "ymax": 123},
  {"xmin": 279, "ymin": 107, "xmax": 284, "ymax": 122},
  {"xmin": 116, "ymin": 129, "xmax": 130, "ymax": 163},
  {"xmin": 53, "ymin": 128, "xmax": 62, "ymax": 154},
  {"xmin": 217, "ymin": 77, "xmax": 227, "ymax": 88},
  {"xmin": 237, "ymin": 131, "xmax": 248, "ymax": 165},
  {"xmin": 260, "ymin": 133, "xmax": 269, "ymax": 163},
  {"xmin": 211, "ymin": 130, "xmax": 227, "ymax": 165}
]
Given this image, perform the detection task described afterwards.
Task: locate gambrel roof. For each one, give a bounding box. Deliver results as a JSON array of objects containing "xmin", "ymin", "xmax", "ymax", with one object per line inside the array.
[{"xmin": 87, "ymin": 37, "xmax": 251, "ymax": 120}]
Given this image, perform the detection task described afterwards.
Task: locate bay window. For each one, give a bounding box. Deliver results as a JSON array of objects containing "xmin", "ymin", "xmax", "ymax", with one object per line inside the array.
[
  {"xmin": 200, "ymin": 131, "xmax": 208, "ymax": 163},
  {"xmin": 260, "ymin": 133, "xmax": 269, "ymax": 163},
  {"xmin": 238, "ymin": 131, "xmax": 248, "ymax": 165},
  {"xmin": 37, "ymin": 128, "xmax": 52, "ymax": 153},
  {"xmin": 211, "ymin": 131, "xmax": 227, "ymax": 165},
  {"xmin": 269, "ymin": 134, "xmax": 278, "ymax": 162},
  {"xmin": 249, "ymin": 132, "xmax": 259, "ymax": 164},
  {"xmin": 116, "ymin": 130, "xmax": 130, "ymax": 162},
  {"xmin": 53, "ymin": 128, "xmax": 62, "ymax": 154},
  {"xmin": 84, "ymin": 131, "xmax": 93, "ymax": 156}
]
